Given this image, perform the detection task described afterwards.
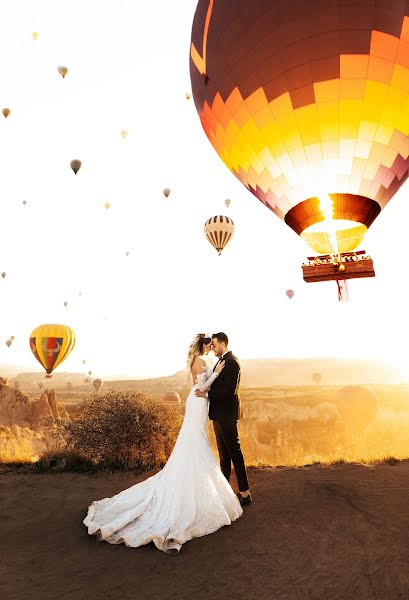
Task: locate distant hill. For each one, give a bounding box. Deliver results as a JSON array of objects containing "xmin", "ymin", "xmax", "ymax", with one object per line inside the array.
[{"xmin": 3, "ymin": 357, "xmax": 405, "ymax": 393}]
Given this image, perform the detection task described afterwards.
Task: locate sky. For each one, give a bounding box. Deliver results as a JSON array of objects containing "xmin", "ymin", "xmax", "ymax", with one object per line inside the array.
[{"xmin": 0, "ymin": 0, "xmax": 408, "ymax": 380}]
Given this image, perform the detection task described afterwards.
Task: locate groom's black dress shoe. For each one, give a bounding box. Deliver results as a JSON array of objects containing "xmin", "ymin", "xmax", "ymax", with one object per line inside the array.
[{"xmin": 237, "ymin": 492, "xmax": 252, "ymax": 507}]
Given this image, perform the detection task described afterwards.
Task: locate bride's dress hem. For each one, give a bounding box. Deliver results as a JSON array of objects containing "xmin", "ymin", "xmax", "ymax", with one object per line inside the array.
[{"xmin": 83, "ymin": 498, "xmax": 242, "ymax": 554}]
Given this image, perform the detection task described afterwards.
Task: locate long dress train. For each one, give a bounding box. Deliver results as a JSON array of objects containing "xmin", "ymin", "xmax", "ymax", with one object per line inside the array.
[{"xmin": 83, "ymin": 366, "xmax": 243, "ymax": 553}]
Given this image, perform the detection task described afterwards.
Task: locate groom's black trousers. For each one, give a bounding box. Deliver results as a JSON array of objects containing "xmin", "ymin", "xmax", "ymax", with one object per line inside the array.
[{"xmin": 213, "ymin": 420, "xmax": 249, "ymax": 492}]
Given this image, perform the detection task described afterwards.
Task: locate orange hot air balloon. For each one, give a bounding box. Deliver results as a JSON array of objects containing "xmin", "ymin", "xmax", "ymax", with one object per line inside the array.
[
  {"xmin": 70, "ymin": 159, "xmax": 81, "ymax": 174},
  {"xmin": 286, "ymin": 289, "xmax": 294, "ymax": 300},
  {"xmin": 2, "ymin": 108, "xmax": 10, "ymax": 118},
  {"xmin": 104, "ymin": 202, "xmax": 110, "ymax": 209},
  {"xmin": 204, "ymin": 215, "xmax": 234, "ymax": 255},
  {"xmin": 190, "ymin": 1, "xmax": 409, "ymax": 256}
]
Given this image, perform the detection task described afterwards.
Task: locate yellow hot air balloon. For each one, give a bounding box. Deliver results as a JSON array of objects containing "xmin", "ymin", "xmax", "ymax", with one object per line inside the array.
[
  {"xmin": 58, "ymin": 66, "xmax": 69, "ymax": 78},
  {"xmin": 204, "ymin": 215, "xmax": 234, "ymax": 255},
  {"xmin": 186, "ymin": 92, "xmax": 191, "ymax": 100},
  {"xmin": 70, "ymin": 159, "xmax": 81, "ymax": 174},
  {"xmin": 2, "ymin": 108, "xmax": 10, "ymax": 118},
  {"xmin": 190, "ymin": 1, "xmax": 409, "ymax": 257},
  {"xmin": 32, "ymin": 32, "xmax": 39, "ymax": 40},
  {"xmin": 10, "ymin": 336, "xmax": 15, "ymax": 341},
  {"xmin": 163, "ymin": 188, "xmax": 171, "ymax": 198},
  {"xmin": 120, "ymin": 129, "xmax": 128, "ymax": 139},
  {"xmin": 104, "ymin": 202, "xmax": 110, "ymax": 209},
  {"xmin": 29, "ymin": 324, "xmax": 76, "ymax": 377}
]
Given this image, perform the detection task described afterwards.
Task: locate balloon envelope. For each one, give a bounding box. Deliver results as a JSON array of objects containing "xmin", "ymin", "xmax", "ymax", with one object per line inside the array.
[
  {"xmin": 32, "ymin": 32, "xmax": 39, "ymax": 40},
  {"xmin": 286, "ymin": 289, "xmax": 294, "ymax": 300},
  {"xmin": 190, "ymin": 1, "xmax": 409, "ymax": 255},
  {"xmin": 58, "ymin": 66, "xmax": 68, "ymax": 78},
  {"xmin": 30, "ymin": 324, "xmax": 76, "ymax": 375},
  {"xmin": 204, "ymin": 215, "xmax": 234, "ymax": 255},
  {"xmin": 93, "ymin": 378, "xmax": 103, "ymax": 392},
  {"xmin": 2, "ymin": 108, "xmax": 10, "ymax": 118},
  {"xmin": 163, "ymin": 188, "xmax": 171, "ymax": 198},
  {"xmin": 6, "ymin": 340, "xmax": 11, "ymax": 348},
  {"xmin": 70, "ymin": 159, "xmax": 81, "ymax": 174}
]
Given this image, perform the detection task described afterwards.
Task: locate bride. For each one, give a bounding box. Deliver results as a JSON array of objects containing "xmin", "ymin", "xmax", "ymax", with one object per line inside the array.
[{"xmin": 83, "ymin": 333, "xmax": 243, "ymax": 553}]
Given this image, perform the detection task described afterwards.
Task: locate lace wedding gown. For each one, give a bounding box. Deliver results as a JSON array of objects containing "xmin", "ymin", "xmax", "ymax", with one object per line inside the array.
[{"xmin": 83, "ymin": 365, "xmax": 243, "ymax": 553}]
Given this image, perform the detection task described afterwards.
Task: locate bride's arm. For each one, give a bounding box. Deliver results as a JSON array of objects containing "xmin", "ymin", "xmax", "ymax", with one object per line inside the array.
[{"xmin": 197, "ymin": 370, "xmax": 219, "ymax": 392}]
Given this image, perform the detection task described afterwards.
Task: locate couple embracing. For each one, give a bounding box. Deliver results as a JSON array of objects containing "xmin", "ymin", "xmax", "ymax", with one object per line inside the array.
[{"xmin": 84, "ymin": 332, "xmax": 251, "ymax": 553}]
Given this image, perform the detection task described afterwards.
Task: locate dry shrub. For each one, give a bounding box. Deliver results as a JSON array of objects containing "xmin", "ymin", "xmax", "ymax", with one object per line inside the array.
[{"xmin": 36, "ymin": 390, "xmax": 182, "ymax": 472}]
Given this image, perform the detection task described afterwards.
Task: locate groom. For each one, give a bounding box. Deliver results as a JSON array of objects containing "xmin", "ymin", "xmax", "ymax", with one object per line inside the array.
[{"xmin": 196, "ymin": 332, "xmax": 252, "ymax": 507}]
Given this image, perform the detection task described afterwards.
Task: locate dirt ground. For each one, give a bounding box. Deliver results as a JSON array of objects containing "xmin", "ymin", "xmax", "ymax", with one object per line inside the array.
[{"xmin": 1, "ymin": 461, "xmax": 409, "ymax": 600}]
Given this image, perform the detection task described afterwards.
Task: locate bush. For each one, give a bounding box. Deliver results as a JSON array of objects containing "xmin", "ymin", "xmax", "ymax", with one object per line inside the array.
[{"xmin": 37, "ymin": 390, "xmax": 182, "ymax": 472}]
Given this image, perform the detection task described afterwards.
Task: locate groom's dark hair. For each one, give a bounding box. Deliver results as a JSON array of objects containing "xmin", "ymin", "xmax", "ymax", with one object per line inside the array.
[{"xmin": 212, "ymin": 332, "xmax": 228, "ymax": 345}]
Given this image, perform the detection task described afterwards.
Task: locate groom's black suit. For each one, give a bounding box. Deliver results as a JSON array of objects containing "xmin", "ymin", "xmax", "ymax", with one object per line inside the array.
[{"xmin": 208, "ymin": 351, "xmax": 249, "ymax": 492}]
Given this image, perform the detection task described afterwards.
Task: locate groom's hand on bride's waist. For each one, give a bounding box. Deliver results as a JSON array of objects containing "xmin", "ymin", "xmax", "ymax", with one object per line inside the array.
[{"xmin": 194, "ymin": 390, "xmax": 207, "ymax": 397}]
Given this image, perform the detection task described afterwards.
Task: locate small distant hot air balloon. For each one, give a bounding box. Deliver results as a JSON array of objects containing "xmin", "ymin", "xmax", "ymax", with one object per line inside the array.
[
  {"xmin": 224, "ymin": 199, "xmax": 231, "ymax": 208},
  {"xmin": 104, "ymin": 202, "xmax": 110, "ymax": 209},
  {"xmin": 70, "ymin": 159, "xmax": 81, "ymax": 174},
  {"xmin": 312, "ymin": 372, "xmax": 322, "ymax": 386},
  {"xmin": 120, "ymin": 129, "xmax": 128, "ymax": 139},
  {"xmin": 186, "ymin": 92, "xmax": 191, "ymax": 100},
  {"xmin": 82, "ymin": 359, "xmax": 86, "ymax": 365},
  {"xmin": 204, "ymin": 215, "xmax": 234, "ymax": 256},
  {"xmin": 30, "ymin": 324, "xmax": 76, "ymax": 377},
  {"xmin": 32, "ymin": 32, "xmax": 39, "ymax": 40},
  {"xmin": 163, "ymin": 188, "xmax": 171, "ymax": 198},
  {"xmin": 125, "ymin": 250, "xmax": 130, "ymax": 256},
  {"xmin": 1, "ymin": 272, "xmax": 6, "ymax": 279},
  {"xmin": 64, "ymin": 301, "xmax": 68, "ymax": 307},
  {"xmin": 6, "ymin": 339, "xmax": 12, "ymax": 348},
  {"xmin": 22, "ymin": 200, "xmax": 27, "ymax": 206},
  {"xmin": 37, "ymin": 381, "xmax": 44, "ymax": 389},
  {"xmin": 286, "ymin": 289, "xmax": 294, "ymax": 300},
  {"xmin": 10, "ymin": 336, "xmax": 15, "ymax": 341},
  {"xmin": 163, "ymin": 391, "xmax": 181, "ymax": 404},
  {"xmin": 88, "ymin": 370, "xmax": 92, "ymax": 376},
  {"xmin": 2, "ymin": 108, "xmax": 10, "ymax": 118},
  {"xmin": 93, "ymin": 378, "xmax": 103, "ymax": 392},
  {"xmin": 58, "ymin": 66, "xmax": 68, "ymax": 78}
]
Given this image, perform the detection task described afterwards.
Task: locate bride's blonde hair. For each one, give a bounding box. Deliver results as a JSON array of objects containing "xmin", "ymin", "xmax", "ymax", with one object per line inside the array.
[{"xmin": 187, "ymin": 333, "xmax": 211, "ymax": 369}]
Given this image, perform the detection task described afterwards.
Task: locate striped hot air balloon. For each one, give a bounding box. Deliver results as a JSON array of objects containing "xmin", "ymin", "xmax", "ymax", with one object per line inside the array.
[
  {"xmin": 204, "ymin": 215, "xmax": 234, "ymax": 255},
  {"xmin": 29, "ymin": 324, "xmax": 76, "ymax": 377},
  {"xmin": 190, "ymin": 1, "xmax": 409, "ymax": 256}
]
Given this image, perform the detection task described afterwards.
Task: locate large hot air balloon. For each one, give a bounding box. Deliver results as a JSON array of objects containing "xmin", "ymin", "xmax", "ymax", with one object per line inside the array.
[
  {"xmin": 204, "ymin": 215, "xmax": 234, "ymax": 255},
  {"xmin": 29, "ymin": 324, "xmax": 76, "ymax": 377},
  {"xmin": 190, "ymin": 1, "xmax": 409, "ymax": 257},
  {"xmin": 286, "ymin": 289, "xmax": 294, "ymax": 300},
  {"xmin": 70, "ymin": 159, "xmax": 81, "ymax": 174}
]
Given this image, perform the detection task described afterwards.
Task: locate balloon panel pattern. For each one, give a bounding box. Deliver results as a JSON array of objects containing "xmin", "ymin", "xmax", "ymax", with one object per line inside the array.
[
  {"xmin": 30, "ymin": 324, "xmax": 76, "ymax": 375},
  {"xmin": 190, "ymin": 0, "xmax": 409, "ymax": 253}
]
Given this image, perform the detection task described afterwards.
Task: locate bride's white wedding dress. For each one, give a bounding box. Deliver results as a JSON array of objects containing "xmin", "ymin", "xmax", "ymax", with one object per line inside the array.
[{"xmin": 83, "ymin": 365, "xmax": 243, "ymax": 553}]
